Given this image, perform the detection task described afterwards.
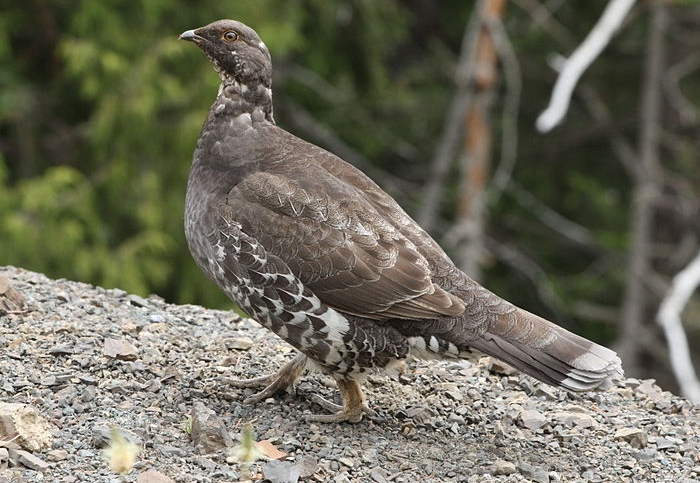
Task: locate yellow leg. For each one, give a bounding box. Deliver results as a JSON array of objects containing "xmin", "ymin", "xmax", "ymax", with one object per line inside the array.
[
  {"xmin": 230, "ymin": 353, "xmax": 375, "ymax": 423},
  {"xmin": 306, "ymin": 378, "xmax": 376, "ymax": 423},
  {"xmin": 229, "ymin": 353, "xmax": 307, "ymax": 403}
]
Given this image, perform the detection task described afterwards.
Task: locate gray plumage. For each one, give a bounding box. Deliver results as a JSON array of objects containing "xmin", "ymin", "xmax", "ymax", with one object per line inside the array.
[{"xmin": 179, "ymin": 20, "xmax": 623, "ymax": 423}]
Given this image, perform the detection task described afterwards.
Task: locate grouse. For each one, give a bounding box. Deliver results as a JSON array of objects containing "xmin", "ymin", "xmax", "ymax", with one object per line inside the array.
[{"xmin": 179, "ymin": 20, "xmax": 623, "ymax": 423}]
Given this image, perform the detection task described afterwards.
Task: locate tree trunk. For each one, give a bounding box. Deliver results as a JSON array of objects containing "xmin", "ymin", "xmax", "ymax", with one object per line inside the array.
[
  {"xmin": 617, "ymin": 2, "xmax": 666, "ymax": 375},
  {"xmin": 454, "ymin": 0, "xmax": 506, "ymax": 280}
]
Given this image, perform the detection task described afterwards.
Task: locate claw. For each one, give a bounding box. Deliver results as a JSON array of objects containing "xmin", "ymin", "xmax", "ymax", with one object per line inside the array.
[
  {"xmin": 305, "ymin": 378, "xmax": 375, "ymax": 424},
  {"xmin": 229, "ymin": 354, "xmax": 373, "ymax": 423},
  {"xmin": 229, "ymin": 353, "xmax": 307, "ymax": 403}
]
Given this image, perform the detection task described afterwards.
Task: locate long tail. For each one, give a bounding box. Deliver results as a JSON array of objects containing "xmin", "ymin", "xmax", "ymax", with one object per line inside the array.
[{"xmin": 465, "ymin": 307, "xmax": 623, "ymax": 391}]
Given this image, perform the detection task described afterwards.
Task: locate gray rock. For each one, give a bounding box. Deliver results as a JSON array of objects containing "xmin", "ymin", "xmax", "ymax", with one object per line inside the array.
[
  {"xmin": 136, "ymin": 469, "xmax": 176, "ymax": 483},
  {"xmin": 553, "ymin": 405, "xmax": 596, "ymax": 428},
  {"xmin": 518, "ymin": 461, "xmax": 549, "ymax": 483},
  {"xmin": 519, "ymin": 408, "xmax": 548, "ymax": 430},
  {"xmin": 262, "ymin": 460, "xmax": 301, "ymax": 483},
  {"xmin": 189, "ymin": 401, "xmax": 233, "ymax": 453},
  {"xmin": 9, "ymin": 449, "xmax": 49, "ymax": 471},
  {"xmin": 614, "ymin": 427, "xmax": 648, "ymax": 448},
  {"xmin": 490, "ymin": 459, "xmax": 516, "ymax": 475},
  {"xmin": 0, "ymin": 402, "xmax": 53, "ymax": 452},
  {"xmin": 103, "ymin": 337, "xmax": 138, "ymax": 361}
]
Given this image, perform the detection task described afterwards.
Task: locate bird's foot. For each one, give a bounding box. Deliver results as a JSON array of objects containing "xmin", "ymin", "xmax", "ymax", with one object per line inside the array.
[
  {"xmin": 230, "ymin": 354, "xmax": 373, "ymax": 423},
  {"xmin": 230, "ymin": 353, "xmax": 307, "ymax": 404},
  {"xmin": 305, "ymin": 378, "xmax": 376, "ymax": 424}
]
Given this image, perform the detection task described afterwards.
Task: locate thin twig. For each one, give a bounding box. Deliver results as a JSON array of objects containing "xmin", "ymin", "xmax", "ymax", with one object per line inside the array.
[
  {"xmin": 485, "ymin": 17, "xmax": 522, "ymax": 205},
  {"xmin": 536, "ymin": 0, "xmax": 637, "ymax": 132},
  {"xmin": 656, "ymin": 249, "xmax": 700, "ymax": 403},
  {"xmin": 417, "ymin": 2, "xmax": 484, "ymax": 230}
]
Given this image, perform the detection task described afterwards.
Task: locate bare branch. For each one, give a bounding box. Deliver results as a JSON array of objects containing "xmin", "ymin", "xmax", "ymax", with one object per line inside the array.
[
  {"xmin": 536, "ymin": 0, "xmax": 637, "ymax": 132},
  {"xmin": 485, "ymin": 237, "xmax": 568, "ymax": 321},
  {"xmin": 618, "ymin": 2, "xmax": 667, "ymax": 373},
  {"xmin": 417, "ymin": 3, "xmax": 484, "ymax": 230},
  {"xmin": 511, "ymin": 0, "xmax": 576, "ymax": 47},
  {"xmin": 504, "ymin": 181, "xmax": 596, "ymax": 247},
  {"xmin": 657, "ymin": 249, "xmax": 700, "ymax": 403},
  {"xmin": 663, "ymin": 53, "xmax": 700, "ymax": 126},
  {"xmin": 577, "ymin": 85, "xmax": 638, "ymax": 178},
  {"xmin": 279, "ymin": 99, "xmax": 411, "ymax": 194},
  {"xmin": 486, "ymin": 16, "xmax": 522, "ymax": 204}
]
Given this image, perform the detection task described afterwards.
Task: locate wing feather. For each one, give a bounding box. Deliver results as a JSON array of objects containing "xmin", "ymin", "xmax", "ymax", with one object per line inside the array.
[{"xmin": 229, "ymin": 165, "xmax": 464, "ymax": 320}]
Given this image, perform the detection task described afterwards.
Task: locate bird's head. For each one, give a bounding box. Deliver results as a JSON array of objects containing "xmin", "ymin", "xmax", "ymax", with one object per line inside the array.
[{"xmin": 179, "ymin": 19, "xmax": 272, "ymax": 89}]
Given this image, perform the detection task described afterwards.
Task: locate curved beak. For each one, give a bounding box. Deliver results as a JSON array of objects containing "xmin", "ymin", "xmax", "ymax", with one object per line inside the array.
[{"xmin": 179, "ymin": 29, "xmax": 203, "ymax": 42}]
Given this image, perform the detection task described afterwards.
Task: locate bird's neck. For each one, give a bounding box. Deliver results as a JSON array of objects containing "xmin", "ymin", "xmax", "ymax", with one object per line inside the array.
[{"xmin": 215, "ymin": 80, "xmax": 275, "ymax": 124}]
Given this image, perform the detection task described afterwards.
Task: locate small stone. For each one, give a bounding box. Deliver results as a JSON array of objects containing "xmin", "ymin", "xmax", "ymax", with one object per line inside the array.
[
  {"xmin": 655, "ymin": 436, "xmax": 682, "ymax": 451},
  {"xmin": 0, "ymin": 276, "xmax": 28, "ymax": 314},
  {"xmin": 192, "ymin": 455, "xmax": 216, "ymax": 470},
  {"xmin": 518, "ymin": 461, "xmax": 549, "ymax": 483},
  {"xmin": 485, "ymin": 357, "xmax": 518, "ymax": 375},
  {"xmin": 262, "ymin": 460, "xmax": 301, "ymax": 483},
  {"xmin": 370, "ymin": 467, "xmax": 389, "ymax": 483},
  {"xmin": 490, "ymin": 459, "xmax": 516, "ymax": 475},
  {"xmin": 333, "ymin": 474, "xmax": 352, "ymax": 483},
  {"xmin": 0, "ymin": 403, "xmax": 54, "ymax": 452},
  {"xmin": 92, "ymin": 425, "xmax": 142, "ymax": 448},
  {"xmin": 189, "ymin": 402, "xmax": 233, "ymax": 453},
  {"xmin": 39, "ymin": 376, "xmax": 57, "ymax": 387},
  {"xmin": 637, "ymin": 379, "xmax": 662, "ymax": 396},
  {"xmin": 337, "ymin": 457, "xmax": 354, "ymax": 468},
  {"xmin": 49, "ymin": 344, "xmax": 74, "ymax": 356},
  {"xmin": 295, "ymin": 456, "xmax": 318, "ymax": 478},
  {"xmin": 553, "ymin": 406, "xmax": 596, "ymax": 428},
  {"xmin": 46, "ymin": 449, "xmax": 69, "ymax": 462},
  {"xmin": 149, "ymin": 313, "xmax": 166, "ymax": 323},
  {"xmin": 155, "ymin": 445, "xmax": 187, "ymax": 457},
  {"xmin": 10, "ymin": 449, "xmax": 49, "ymax": 471},
  {"xmin": 533, "ymin": 384, "xmax": 560, "ymax": 400},
  {"xmin": 127, "ymin": 294, "xmax": 149, "ymax": 307},
  {"xmin": 614, "ymin": 427, "xmax": 648, "ymax": 448},
  {"xmin": 228, "ymin": 337, "xmax": 254, "ymax": 350},
  {"xmin": 103, "ymin": 337, "xmax": 138, "ymax": 361},
  {"xmin": 519, "ymin": 409, "xmax": 548, "ymax": 430},
  {"xmin": 136, "ymin": 469, "xmax": 176, "ymax": 483}
]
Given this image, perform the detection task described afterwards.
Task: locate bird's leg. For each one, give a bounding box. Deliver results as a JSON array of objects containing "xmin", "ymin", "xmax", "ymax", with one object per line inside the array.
[
  {"xmin": 230, "ymin": 353, "xmax": 374, "ymax": 423},
  {"xmin": 230, "ymin": 353, "xmax": 308, "ymax": 403},
  {"xmin": 306, "ymin": 377, "xmax": 376, "ymax": 424}
]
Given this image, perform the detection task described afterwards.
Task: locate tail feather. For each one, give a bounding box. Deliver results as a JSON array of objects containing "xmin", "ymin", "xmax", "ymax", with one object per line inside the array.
[{"xmin": 466, "ymin": 308, "xmax": 623, "ymax": 392}]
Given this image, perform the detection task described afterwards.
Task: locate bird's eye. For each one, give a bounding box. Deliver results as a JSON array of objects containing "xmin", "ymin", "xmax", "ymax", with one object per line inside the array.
[{"xmin": 222, "ymin": 30, "xmax": 238, "ymax": 42}]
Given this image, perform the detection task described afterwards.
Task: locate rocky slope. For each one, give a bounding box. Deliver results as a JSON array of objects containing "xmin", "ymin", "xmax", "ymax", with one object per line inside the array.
[{"xmin": 0, "ymin": 265, "xmax": 698, "ymax": 482}]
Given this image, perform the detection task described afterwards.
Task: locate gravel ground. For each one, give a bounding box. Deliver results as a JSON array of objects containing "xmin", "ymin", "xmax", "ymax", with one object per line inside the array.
[{"xmin": 0, "ymin": 265, "xmax": 699, "ymax": 483}]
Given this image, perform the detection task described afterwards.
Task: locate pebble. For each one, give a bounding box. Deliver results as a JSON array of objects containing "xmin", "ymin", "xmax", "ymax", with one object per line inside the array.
[
  {"xmin": 103, "ymin": 337, "xmax": 138, "ymax": 361},
  {"xmin": 489, "ymin": 459, "xmax": 516, "ymax": 475},
  {"xmin": 9, "ymin": 449, "xmax": 49, "ymax": 471},
  {"xmin": 518, "ymin": 460, "xmax": 549, "ymax": 483},
  {"xmin": 614, "ymin": 427, "xmax": 649, "ymax": 448},
  {"xmin": 189, "ymin": 401, "xmax": 233, "ymax": 453},
  {"xmin": 519, "ymin": 408, "xmax": 548, "ymax": 430},
  {"xmin": 136, "ymin": 469, "xmax": 176, "ymax": 483},
  {"xmin": 0, "ymin": 266, "xmax": 699, "ymax": 483}
]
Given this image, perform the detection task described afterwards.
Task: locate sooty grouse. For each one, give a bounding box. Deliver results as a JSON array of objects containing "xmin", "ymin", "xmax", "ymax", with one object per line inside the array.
[{"xmin": 179, "ymin": 20, "xmax": 623, "ymax": 423}]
